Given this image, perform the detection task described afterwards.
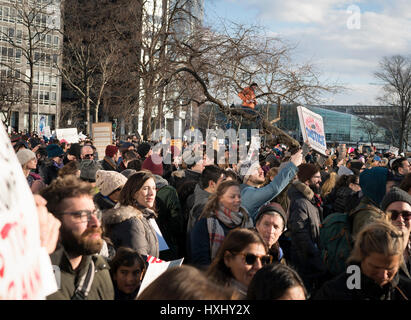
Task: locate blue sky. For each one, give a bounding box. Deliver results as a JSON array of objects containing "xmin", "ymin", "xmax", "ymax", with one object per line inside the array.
[{"xmin": 204, "ymin": 0, "xmax": 411, "ymax": 105}]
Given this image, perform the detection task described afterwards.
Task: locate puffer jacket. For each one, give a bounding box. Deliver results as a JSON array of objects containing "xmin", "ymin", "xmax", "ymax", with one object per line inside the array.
[
  {"xmin": 288, "ymin": 181, "xmax": 326, "ymax": 278},
  {"xmin": 102, "ymin": 205, "xmax": 159, "ymax": 258}
]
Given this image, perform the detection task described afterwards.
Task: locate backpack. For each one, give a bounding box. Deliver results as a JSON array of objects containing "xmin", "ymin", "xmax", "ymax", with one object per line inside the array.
[{"xmin": 319, "ymin": 212, "xmax": 353, "ymax": 276}]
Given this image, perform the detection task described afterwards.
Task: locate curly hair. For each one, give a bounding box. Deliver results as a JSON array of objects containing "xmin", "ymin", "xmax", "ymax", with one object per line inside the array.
[{"xmin": 40, "ymin": 175, "xmax": 95, "ymax": 216}]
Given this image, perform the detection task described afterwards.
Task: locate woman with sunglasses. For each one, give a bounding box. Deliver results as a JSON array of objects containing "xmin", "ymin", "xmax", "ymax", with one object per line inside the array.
[
  {"xmin": 190, "ymin": 180, "xmax": 254, "ymax": 267},
  {"xmin": 206, "ymin": 228, "xmax": 271, "ymax": 298}
]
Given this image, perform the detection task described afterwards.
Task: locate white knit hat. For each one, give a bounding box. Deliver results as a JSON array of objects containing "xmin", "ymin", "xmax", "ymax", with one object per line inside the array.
[
  {"xmin": 16, "ymin": 149, "xmax": 36, "ymax": 166},
  {"xmin": 96, "ymin": 170, "xmax": 128, "ymax": 196}
]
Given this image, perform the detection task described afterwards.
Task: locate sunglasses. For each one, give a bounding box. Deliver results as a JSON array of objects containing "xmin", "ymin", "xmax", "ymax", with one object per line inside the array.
[
  {"xmin": 84, "ymin": 154, "xmax": 94, "ymax": 159},
  {"xmin": 236, "ymin": 252, "xmax": 273, "ymax": 265},
  {"xmin": 389, "ymin": 210, "xmax": 411, "ymax": 221}
]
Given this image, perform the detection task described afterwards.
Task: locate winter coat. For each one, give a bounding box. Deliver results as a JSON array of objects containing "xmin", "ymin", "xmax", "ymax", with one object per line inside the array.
[
  {"xmin": 288, "ymin": 181, "xmax": 326, "ymax": 279},
  {"xmin": 187, "ymin": 184, "xmax": 211, "ymax": 233},
  {"xmin": 47, "ymin": 245, "xmax": 114, "ymax": 300},
  {"xmin": 94, "ymin": 192, "xmax": 116, "ymax": 211},
  {"xmin": 169, "ymin": 169, "xmax": 202, "ymax": 191},
  {"xmin": 155, "ymin": 180, "xmax": 185, "ymax": 260},
  {"xmin": 314, "ymin": 263, "xmax": 411, "ymax": 300},
  {"xmin": 241, "ymin": 161, "xmax": 298, "ymax": 222},
  {"xmin": 102, "ymin": 205, "xmax": 159, "ymax": 258},
  {"xmin": 100, "ymin": 156, "xmax": 119, "ymax": 172}
]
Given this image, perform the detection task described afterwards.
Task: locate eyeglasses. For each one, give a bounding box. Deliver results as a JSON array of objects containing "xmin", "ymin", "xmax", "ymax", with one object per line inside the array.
[
  {"xmin": 84, "ymin": 154, "xmax": 94, "ymax": 159},
  {"xmin": 388, "ymin": 210, "xmax": 411, "ymax": 221},
  {"xmin": 60, "ymin": 209, "xmax": 101, "ymax": 222},
  {"xmin": 236, "ymin": 252, "xmax": 273, "ymax": 265}
]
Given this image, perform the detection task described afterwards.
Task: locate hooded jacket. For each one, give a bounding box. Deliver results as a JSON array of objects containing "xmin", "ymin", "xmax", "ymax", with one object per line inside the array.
[
  {"xmin": 288, "ymin": 180, "xmax": 326, "ymax": 277},
  {"xmin": 187, "ymin": 184, "xmax": 211, "ymax": 233},
  {"xmin": 351, "ymin": 167, "xmax": 388, "ymax": 238},
  {"xmin": 102, "ymin": 205, "xmax": 159, "ymax": 258}
]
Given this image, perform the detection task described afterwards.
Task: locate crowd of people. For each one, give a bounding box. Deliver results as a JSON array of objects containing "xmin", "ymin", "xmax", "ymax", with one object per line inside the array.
[{"xmin": 7, "ymin": 130, "xmax": 411, "ymax": 300}]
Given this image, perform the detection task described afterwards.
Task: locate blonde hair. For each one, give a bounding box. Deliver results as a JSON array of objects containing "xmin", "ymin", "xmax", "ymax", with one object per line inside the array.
[
  {"xmin": 321, "ymin": 172, "xmax": 338, "ymax": 198},
  {"xmin": 347, "ymin": 219, "xmax": 404, "ymax": 265}
]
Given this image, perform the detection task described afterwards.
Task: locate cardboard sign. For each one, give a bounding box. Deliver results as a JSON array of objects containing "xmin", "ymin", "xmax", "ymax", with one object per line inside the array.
[
  {"xmin": 92, "ymin": 123, "xmax": 112, "ymax": 161},
  {"xmin": 137, "ymin": 257, "xmax": 184, "ymax": 297},
  {"xmin": 389, "ymin": 146, "xmax": 399, "ymax": 157},
  {"xmin": 0, "ymin": 123, "xmax": 57, "ymax": 299},
  {"xmin": 56, "ymin": 128, "xmax": 79, "ymax": 144},
  {"xmin": 297, "ymin": 106, "xmax": 327, "ymax": 156}
]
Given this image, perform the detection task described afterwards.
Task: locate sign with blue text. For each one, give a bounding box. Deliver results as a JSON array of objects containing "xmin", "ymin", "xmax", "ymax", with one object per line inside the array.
[{"xmin": 297, "ymin": 106, "xmax": 327, "ymax": 156}]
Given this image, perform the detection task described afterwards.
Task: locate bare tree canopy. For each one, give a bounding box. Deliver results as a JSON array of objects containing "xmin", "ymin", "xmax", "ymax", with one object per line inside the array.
[{"xmin": 374, "ymin": 55, "xmax": 411, "ymax": 153}]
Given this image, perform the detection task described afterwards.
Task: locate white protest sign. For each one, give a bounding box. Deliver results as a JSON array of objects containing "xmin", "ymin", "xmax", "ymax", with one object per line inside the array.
[
  {"xmin": 56, "ymin": 128, "xmax": 79, "ymax": 143},
  {"xmin": 149, "ymin": 218, "xmax": 169, "ymax": 251},
  {"xmin": 137, "ymin": 257, "xmax": 184, "ymax": 297},
  {"xmin": 43, "ymin": 126, "xmax": 52, "ymax": 139},
  {"xmin": 92, "ymin": 123, "xmax": 112, "ymax": 161},
  {"xmin": 389, "ymin": 146, "xmax": 399, "ymax": 157},
  {"xmin": 0, "ymin": 123, "xmax": 57, "ymax": 299},
  {"xmin": 297, "ymin": 106, "xmax": 327, "ymax": 156}
]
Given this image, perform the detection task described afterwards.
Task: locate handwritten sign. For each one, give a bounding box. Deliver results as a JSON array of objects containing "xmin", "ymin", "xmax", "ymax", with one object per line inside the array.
[
  {"xmin": 137, "ymin": 257, "xmax": 184, "ymax": 297},
  {"xmin": 297, "ymin": 106, "xmax": 327, "ymax": 156},
  {"xmin": 0, "ymin": 123, "xmax": 57, "ymax": 299},
  {"xmin": 56, "ymin": 128, "xmax": 79, "ymax": 144}
]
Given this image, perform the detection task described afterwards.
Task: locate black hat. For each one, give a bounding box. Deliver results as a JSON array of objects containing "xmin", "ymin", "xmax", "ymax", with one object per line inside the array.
[
  {"xmin": 255, "ymin": 202, "xmax": 287, "ymax": 230},
  {"xmin": 297, "ymin": 163, "xmax": 320, "ymax": 183},
  {"xmin": 381, "ymin": 187, "xmax": 411, "ymax": 212},
  {"xmin": 137, "ymin": 142, "xmax": 151, "ymax": 159}
]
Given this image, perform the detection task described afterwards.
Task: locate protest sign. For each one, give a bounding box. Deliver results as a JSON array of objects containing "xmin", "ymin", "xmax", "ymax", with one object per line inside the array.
[
  {"xmin": 137, "ymin": 257, "xmax": 184, "ymax": 297},
  {"xmin": 297, "ymin": 106, "xmax": 327, "ymax": 156},
  {"xmin": 56, "ymin": 128, "xmax": 79, "ymax": 143},
  {"xmin": 149, "ymin": 219, "xmax": 169, "ymax": 251},
  {"xmin": 92, "ymin": 123, "xmax": 112, "ymax": 161},
  {"xmin": 389, "ymin": 146, "xmax": 399, "ymax": 157},
  {"xmin": 0, "ymin": 123, "xmax": 57, "ymax": 299}
]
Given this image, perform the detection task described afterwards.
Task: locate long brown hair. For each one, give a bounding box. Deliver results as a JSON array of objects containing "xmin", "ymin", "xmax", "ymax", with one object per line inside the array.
[
  {"xmin": 200, "ymin": 180, "xmax": 241, "ymax": 218},
  {"xmin": 118, "ymin": 170, "xmax": 155, "ymax": 208}
]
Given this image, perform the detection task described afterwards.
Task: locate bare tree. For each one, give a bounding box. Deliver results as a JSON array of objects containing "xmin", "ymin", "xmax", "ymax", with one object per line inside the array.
[
  {"xmin": 0, "ymin": 0, "xmax": 60, "ymax": 133},
  {"xmin": 356, "ymin": 116, "xmax": 381, "ymax": 146},
  {"xmin": 375, "ymin": 55, "xmax": 411, "ymax": 153},
  {"xmin": 0, "ymin": 73, "xmax": 22, "ymax": 129}
]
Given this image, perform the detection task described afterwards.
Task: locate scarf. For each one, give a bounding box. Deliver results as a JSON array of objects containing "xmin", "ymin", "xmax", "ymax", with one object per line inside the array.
[{"xmin": 207, "ymin": 205, "xmax": 253, "ymax": 261}]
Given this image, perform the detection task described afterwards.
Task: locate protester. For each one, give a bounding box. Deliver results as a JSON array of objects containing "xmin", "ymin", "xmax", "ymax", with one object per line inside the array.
[
  {"xmin": 206, "ymin": 228, "xmax": 270, "ymax": 298},
  {"xmin": 381, "ymin": 187, "xmax": 411, "ymax": 278},
  {"xmin": 63, "ymin": 143, "xmax": 82, "ymax": 164},
  {"xmin": 94, "ymin": 170, "xmax": 128, "ymax": 211},
  {"xmin": 41, "ymin": 175, "xmax": 114, "ymax": 300},
  {"xmin": 101, "ymin": 145, "xmax": 120, "ymax": 171},
  {"xmin": 79, "ymin": 159, "xmax": 102, "ymax": 184},
  {"xmin": 254, "ymin": 203, "xmax": 287, "ymax": 263},
  {"xmin": 391, "ymin": 157, "xmax": 411, "ymax": 181},
  {"xmin": 314, "ymin": 220, "xmax": 411, "ymax": 300},
  {"xmin": 137, "ymin": 142, "xmax": 152, "ymax": 161},
  {"xmin": 17, "ymin": 148, "xmax": 45, "ymax": 194},
  {"xmin": 238, "ymin": 149, "xmax": 302, "ymax": 222},
  {"xmin": 137, "ymin": 265, "xmax": 238, "ymax": 300},
  {"xmin": 238, "ymin": 82, "xmax": 258, "ymax": 109},
  {"xmin": 109, "ymin": 247, "xmax": 146, "ymax": 300},
  {"xmin": 58, "ymin": 160, "xmax": 81, "ymax": 178},
  {"xmin": 247, "ymin": 263, "xmax": 307, "ymax": 300},
  {"xmin": 39, "ymin": 144, "xmax": 65, "ymax": 185},
  {"xmin": 80, "ymin": 145, "xmax": 95, "ymax": 161},
  {"xmin": 102, "ymin": 171, "xmax": 159, "ymax": 258},
  {"xmin": 190, "ymin": 180, "xmax": 254, "ymax": 267},
  {"xmin": 288, "ymin": 163, "xmax": 327, "ymax": 294}
]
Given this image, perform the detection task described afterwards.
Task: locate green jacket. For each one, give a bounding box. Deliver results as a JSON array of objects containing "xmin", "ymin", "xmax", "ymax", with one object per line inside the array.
[
  {"xmin": 350, "ymin": 196, "xmax": 385, "ymax": 239},
  {"xmin": 47, "ymin": 246, "xmax": 114, "ymax": 300}
]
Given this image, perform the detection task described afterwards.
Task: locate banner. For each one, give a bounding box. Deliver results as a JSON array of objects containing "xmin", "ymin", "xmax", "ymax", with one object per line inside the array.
[
  {"xmin": 55, "ymin": 128, "xmax": 79, "ymax": 144},
  {"xmin": 0, "ymin": 123, "xmax": 57, "ymax": 299},
  {"xmin": 297, "ymin": 106, "xmax": 327, "ymax": 156},
  {"xmin": 92, "ymin": 123, "xmax": 112, "ymax": 161},
  {"xmin": 137, "ymin": 257, "xmax": 184, "ymax": 297}
]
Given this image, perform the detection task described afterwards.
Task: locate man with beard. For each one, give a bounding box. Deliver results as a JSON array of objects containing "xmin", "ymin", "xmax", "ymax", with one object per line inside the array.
[
  {"xmin": 41, "ymin": 175, "xmax": 114, "ymax": 300},
  {"xmin": 287, "ymin": 163, "xmax": 327, "ymax": 296},
  {"xmin": 238, "ymin": 149, "xmax": 302, "ymax": 222}
]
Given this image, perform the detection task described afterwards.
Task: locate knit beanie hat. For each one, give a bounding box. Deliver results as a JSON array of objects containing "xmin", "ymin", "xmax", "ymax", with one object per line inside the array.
[
  {"xmin": 297, "ymin": 163, "xmax": 320, "ymax": 183},
  {"xmin": 381, "ymin": 187, "xmax": 411, "ymax": 212},
  {"xmin": 255, "ymin": 202, "xmax": 287, "ymax": 230},
  {"xmin": 46, "ymin": 144, "xmax": 64, "ymax": 158},
  {"xmin": 105, "ymin": 145, "xmax": 119, "ymax": 158},
  {"xmin": 142, "ymin": 155, "xmax": 163, "ymax": 176},
  {"xmin": 16, "ymin": 149, "xmax": 36, "ymax": 166},
  {"xmin": 80, "ymin": 160, "xmax": 102, "ymax": 182},
  {"xmin": 67, "ymin": 143, "xmax": 82, "ymax": 160},
  {"xmin": 96, "ymin": 170, "xmax": 128, "ymax": 196},
  {"xmin": 137, "ymin": 142, "xmax": 151, "ymax": 158},
  {"xmin": 121, "ymin": 169, "xmax": 137, "ymax": 179}
]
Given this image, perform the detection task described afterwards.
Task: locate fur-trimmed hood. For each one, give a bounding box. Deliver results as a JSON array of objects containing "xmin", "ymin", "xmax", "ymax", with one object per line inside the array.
[
  {"xmin": 289, "ymin": 180, "xmax": 315, "ymax": 201},
  {"xmin": 102, "ymin": 205, "xmax": 143, "ymax": 225}
]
